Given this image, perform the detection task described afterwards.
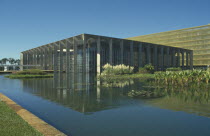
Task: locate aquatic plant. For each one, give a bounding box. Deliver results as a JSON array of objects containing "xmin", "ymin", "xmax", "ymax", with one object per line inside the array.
[
  {"xmin": 154, "ymin": 69, "xmax": 210, "ymax": 86},
  {"xmin": 204, "ymin": 71, "xmax": 210, "ymax": 84}
]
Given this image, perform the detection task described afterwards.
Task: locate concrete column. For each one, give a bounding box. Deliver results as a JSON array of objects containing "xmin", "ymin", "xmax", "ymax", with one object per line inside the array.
[
  {"xmin": 37, "ymin": 49, "xmax": 40, "ymax": 69},
  {"xmin": 97, "ymin": 36, "xmax": 101, "ymax": 75},
  {"xmin": 42, "ymin": 48, "xmax": 45, "ymax": 70},
  {"xmin": 177, "ymin": 49, "xmax": 180, "ymax": 67},
  {"xmin": 59, "ymin": 42, "xmax": 63, "ymax": 73},
  {"xmin": 20, "ymin": 53, "xmax": 24, "ymax": 71},
  {"xmin": 34, "ymin": 50, "xmax": 37, "ymax": 68},
  {"xmin": 130, "ymin": 41, "xmax": 134, "ymax": 66},
  {"xmin": 38, "ymin": 48, "xmax": 42, "ymax": 69},
  {"xmin": 29, "ymin": 53, "xmax": 32, "ymax": 68},
  {"xmin": 65, "ymin": 40, "xmax": 70, "ymax": 90},
  {"xmin": 190, "ymin": 50, "xmax": 193, "ymax": 70},
  {"xmin": 38, "ymin": 50, "xmax": 40, "ymax": 69},
  {"xmin": 182, "ymin": 51, "xmax": 184, "ymax": 69},
  {"xmin": 109, "ymin": 39, "xmax": 113, "ymax": 65},
  {"xmin": 31, "ymin": 52, "xmax": 33, "ymax": 67},
  {"xmin": 66, "ymin": 40, "xmax": 70, "ymax": 74},
  {"xmin": 28, "ymin": 52, "xmax": 31, "ymax": 68},
  {"xmin": 138, "ymin": 43, "xmax": 142, "ymax": 67},
  {"xmin": 24, "ymin": 52, "xmax": 27, "ymax": 69},
  {"xmin": 120, "ymin": 40, "xmax": 124, "ymax": 64},
  {"xmin": 26, "ymin": 52, "xmax": 29, "ymax": 69},
  {"xmin": 31, "ymin": 52, "xmax": 34, "ymax": 67},
  {"xmin": 53, "ymin": 44, "xmax": 58, "ymax": 73},
  {"xmin": 161, "ymin": 47, "xmax": 164, "ymax": 70},
  {"xmin": 31, "ymin": 52, "xmax": 33, "ymax": 66},
  {"xmin": 50, "ymin": 45, "xmax": 54, "ymax": 70},
  {"xmin": 40, "ymin": 49, "xmax": 42, "ymax": 69},
  {"xmin": 73, "ymin": 37, "xmax": 77, "ymax": 73},
  {"xmin": 82, "ymin": 35, "xmax": 86, "ymax": 73},
  {"xmin": 186, "ymin": 51, "xmax": 189, "ymax": 68},
  {"xmin": 40, "ymin": 48, "xmax": 43, "ymax": 70},
  {"xmin": 23, "ymin": 52, "xmax": 27, "ymax": 69},
  {"xmin": 33, "ymin": 51, "xmax": 36, "ymax": 68},
  {"xmin": 38, "ymin": 50, "xmax": 41, "ymax": 68},
  {"xmin": 173, "ymin": 49, "xmax": 176, "ymax": 67},
  {"xmin": 154, "ymin": 46, "xmax": 158, "ymax": 70},
  {"xmin": 147, "ymin": 45, "xmax": 151, "ymax": 64},
  {"xmin": 44, "ymin": 47, "xmax": 48, "ymax": 70},
  {"xmin": 48, "ymin": 46, "xmax": 53, "ymax": 70},
  {"xmin": 36, "ymin": 50, "xmax": 39, "ymax": 68},
  {"xmin": 166, "ymin": 47, "xmax": 170, "ymax": 68}
]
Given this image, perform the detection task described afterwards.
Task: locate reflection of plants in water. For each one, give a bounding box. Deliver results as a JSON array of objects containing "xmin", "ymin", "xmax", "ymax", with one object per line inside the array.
[
  {"xmin": 101, "ymin": 79, "xmax": 134, "ymax": 88},
  {"xmin": 100, "ymin": 77, "xmax": 154, "ymax": 88},
  {"xmin": 127, "ymin": 79, "xmax": 210, "ymax": 103},
  {"xmin": 149, "ymin": 79, "xmax": 210, "ymax": 104},
  {"xmin": 144, "ymin": 83, "xmax": 210, "ymax": 118},
  {"xmin": 128, "ymin": 89, "xmax": 165, "ymax": 99},
  {"xmin": 165, "ymin": 84, "xmax": 210, "ymax": 104},
  {"xmin": 128, "ymin": 86, "xmax": 166, "ymax": 99}
]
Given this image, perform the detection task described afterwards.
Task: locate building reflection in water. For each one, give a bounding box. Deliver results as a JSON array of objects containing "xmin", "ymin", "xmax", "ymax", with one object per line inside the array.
[
  {"xmin": 21, "ymin": 72, "xmax": 135, "ymax": 114},
  {"xmin": 21, "ymin": 73, "xmax": 210, "ymax": 118}
]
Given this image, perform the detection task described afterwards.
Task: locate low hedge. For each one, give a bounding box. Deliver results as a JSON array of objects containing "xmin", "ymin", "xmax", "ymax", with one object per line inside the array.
[
  {"xmin": 138, "ymin": 64, "xmax": 154, "ymax": 74},
  {"xmin": 5, "ymin": 74, "xmax": 53, "ymax": 79},
  {"xmin": 14, "ymin": 69, "xmax": 47, "ymax": 75}
]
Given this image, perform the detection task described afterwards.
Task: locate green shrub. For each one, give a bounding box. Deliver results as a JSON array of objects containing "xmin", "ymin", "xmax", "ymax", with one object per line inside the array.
[
  {"xmin": 15, "ymin": 69, "xmax": 47, "ymax": 75},
  {"xmin": 101, "ymin": 64, "xmax": 134, "ymax": 75},
  {"xmin": 138, "ymin": 67, "xmax": 149, "ymax": 74},
  {"xmin": 138, "ymin": 64, "xmax": 154, "ymax": 74},
  {"xmin": 166, "ymin": 67, "xmax": 182, "ymax": 71}
]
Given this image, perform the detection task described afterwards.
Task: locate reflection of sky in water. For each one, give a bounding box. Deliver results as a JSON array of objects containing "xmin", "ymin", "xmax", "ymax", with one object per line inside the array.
[{"xmin": 0, "ymin": 74, "xmax": 210, "ymax": 136}]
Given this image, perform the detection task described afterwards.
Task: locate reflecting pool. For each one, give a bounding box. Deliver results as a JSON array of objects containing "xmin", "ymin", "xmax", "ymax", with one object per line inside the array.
[{"xmin": 1, "ymin": 73, "xmax": 210, "ymax": 136}]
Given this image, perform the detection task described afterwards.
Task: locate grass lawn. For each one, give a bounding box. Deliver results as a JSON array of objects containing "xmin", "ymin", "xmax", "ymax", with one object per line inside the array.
[
  {"xmin": 5, "ymin": 74, "xmax": 53, "ymax": 79},
  {"xmin": 0, "ymin": 101, "xmax": 43, "ymax": 136}
]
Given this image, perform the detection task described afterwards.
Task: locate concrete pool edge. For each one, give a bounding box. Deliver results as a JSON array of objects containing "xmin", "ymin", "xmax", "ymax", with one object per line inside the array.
[{"xmin": 0, "ymin": 93, "xmax": 66, "ymax": 136}]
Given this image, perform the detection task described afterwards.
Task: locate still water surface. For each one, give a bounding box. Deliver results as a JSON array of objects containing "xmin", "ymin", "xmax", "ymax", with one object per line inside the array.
[{"xmin": 0, "ymin": 74, "xmax": 210, "ymax": 136}]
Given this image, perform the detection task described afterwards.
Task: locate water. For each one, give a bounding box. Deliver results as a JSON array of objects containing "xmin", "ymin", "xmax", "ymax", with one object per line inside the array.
[{"xmin": 1, "ymin": 73, "xmax": 210, "ymax": 136}]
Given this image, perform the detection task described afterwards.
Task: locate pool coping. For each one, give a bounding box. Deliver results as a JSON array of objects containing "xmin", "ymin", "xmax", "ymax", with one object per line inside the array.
[{"xmin": 0, "ymin": 93, "xmax": 66, "ymax": 136}]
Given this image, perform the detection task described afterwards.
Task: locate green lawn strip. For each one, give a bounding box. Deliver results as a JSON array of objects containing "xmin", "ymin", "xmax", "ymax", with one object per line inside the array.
[
  {"xmin": 5, "ymin": 74, "xmax": 53, "ymax": 79},
  {"xmin": 0, "ymin": 101, "xmax": 43, "ymax": 136}
]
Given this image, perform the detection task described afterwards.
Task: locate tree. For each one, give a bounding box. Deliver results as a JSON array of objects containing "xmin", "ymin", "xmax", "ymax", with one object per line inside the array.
[
  {"xmin": 15, "ymin": 59, "xmax": 20, "ymax": 65},
  {"xmin": 1, "ymin": 58, "xmax": 8, "ymax": 65},
  {"xmin": 8, "ymin": 58, "xmax": 15, "ymax": 65}
]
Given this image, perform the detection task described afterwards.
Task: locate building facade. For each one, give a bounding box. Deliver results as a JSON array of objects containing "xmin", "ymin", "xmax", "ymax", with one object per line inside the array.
[
  {"xmin": 127, "ymin": 24, "xmax": 210, "ymax": 67},
  {"xmin": 21, "ymin": 34, "xmax": 193, "ymax": 74}
]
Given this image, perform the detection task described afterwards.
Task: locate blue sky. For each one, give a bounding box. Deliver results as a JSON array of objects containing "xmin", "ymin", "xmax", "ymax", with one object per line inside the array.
[{"xmin": 0, "ymin": 0, "xmax": 210, "ymax": 59}]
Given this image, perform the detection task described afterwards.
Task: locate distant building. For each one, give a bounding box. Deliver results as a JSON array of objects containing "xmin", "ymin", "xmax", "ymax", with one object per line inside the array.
[
  {"xmin": 127, "ymin": 24, "xmax": 210, "ymax": 68},
  {"xmin": 21, "ymin": 34, "xmax": 192, "ymax": 73}
]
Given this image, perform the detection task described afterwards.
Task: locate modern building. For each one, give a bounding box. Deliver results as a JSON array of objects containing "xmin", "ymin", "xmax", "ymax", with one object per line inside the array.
[
  {"xmin": 21, "ymin": 34, "xmax": 193, "ymax": 74},
  {"xmin": 127, "ymin": 24, "xmax": 210, "ymax": 67}
]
